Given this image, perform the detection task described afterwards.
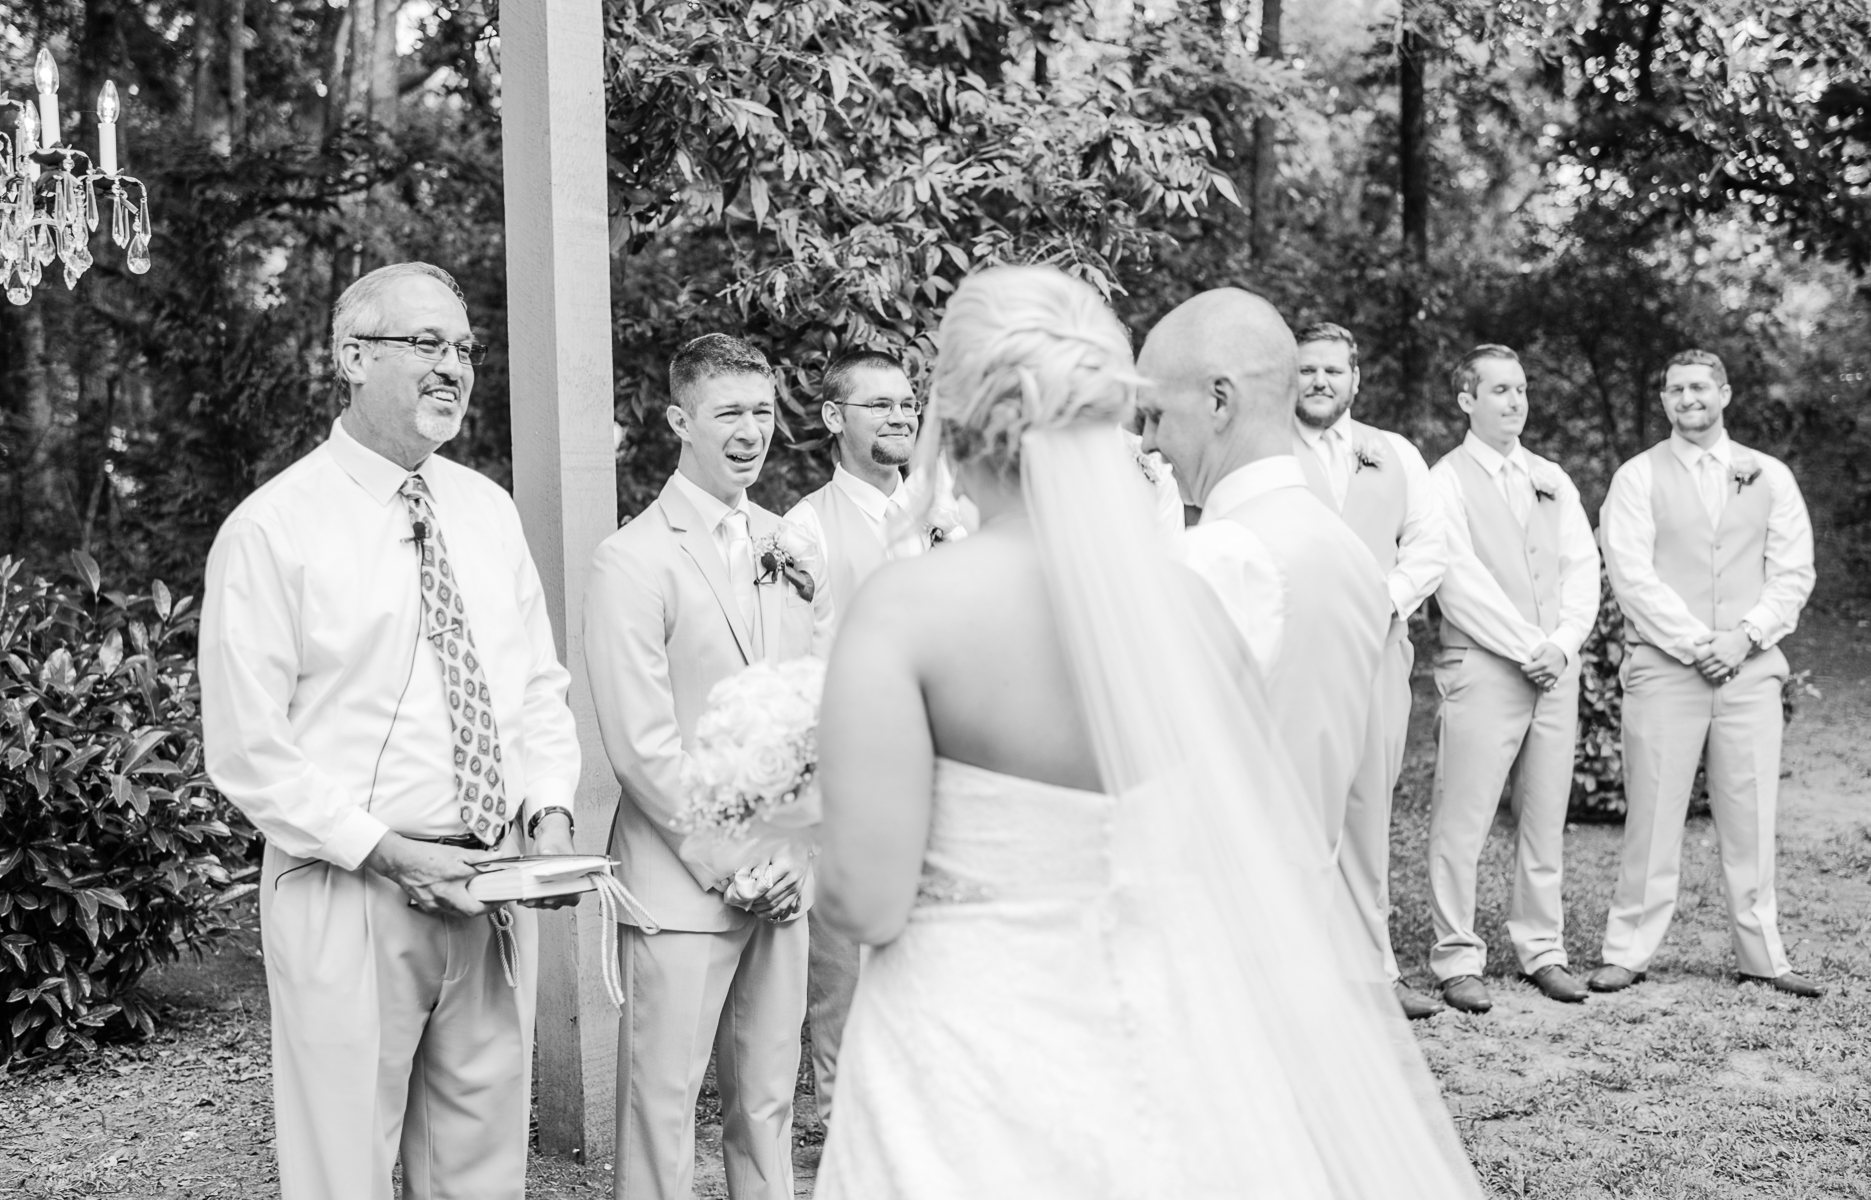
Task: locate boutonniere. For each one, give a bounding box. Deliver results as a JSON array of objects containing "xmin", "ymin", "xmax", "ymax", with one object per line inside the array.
[
  {"xmin": 1352, "ymin": 435, "xmax": 1385, "ymax": 472},
  {"xmin": 1528, "ymin": 459, "xmax": 1564, "ymax": 502},
  {"xmin": 1134, "ymin": 448, "xmax": 1163, "ymax": 487},
  {"xmin": 755, "ymin": 522, "xmax": 818, "ymax": 602},
  {"xmin": 1730, "ymin": 450, "xmax": 1763, "ymax": 494}
]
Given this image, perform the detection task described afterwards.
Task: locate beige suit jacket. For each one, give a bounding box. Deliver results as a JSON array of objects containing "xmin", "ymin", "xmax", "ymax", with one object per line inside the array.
[{"xmin": 585, "ymin": 475, "xmax": 834, "ymax": 933}]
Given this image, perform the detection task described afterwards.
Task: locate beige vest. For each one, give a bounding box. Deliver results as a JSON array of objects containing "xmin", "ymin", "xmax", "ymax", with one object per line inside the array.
[
  {"xmin": 802, "ymin": 479, "xmax": 888, "ymax": 624},
  {"xmin": 1293, "ymin": 420, "xmax": 1408, "ymax": 573},
  {"xmin": 1439, "ymin": 446, "xmax": 1562, "ymax": 649},
  {"xmin": 1633, "ymin": 441, "xmax": 1771, "ymax": 644}
]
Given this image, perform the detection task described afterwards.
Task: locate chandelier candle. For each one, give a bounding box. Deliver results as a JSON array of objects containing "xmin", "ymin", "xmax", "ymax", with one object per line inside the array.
[
  {"xmin": 96, "ymin": 83, "xmax": 117, "ymax": 177},
  {"xmin": 33, "ymin": 50, "xmax": 59, "ymax": 148}
]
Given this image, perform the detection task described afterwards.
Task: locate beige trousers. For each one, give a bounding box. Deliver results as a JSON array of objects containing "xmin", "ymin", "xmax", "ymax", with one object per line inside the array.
[
  {"xmin": 259, "ymin": 842, "xmax": 537, "ymax": 1200},
  {"xmin": 615, "ymin": 916, "xmax": 809, "ymax": 1200},
  {"xmin": 1601, "ymin": 644, "xmax": 1791, "ymax": 978},
  {"xmin": 1340, "ymin": 630, "xmax": 1413, "ymax": 981},
  {"xmin": 805, "ymin": 910, "xmax": 861, "ymax": 1123},
  {"xmin": 1427, "ymin": 645, "xmax": 1578, "ymax": 980}
]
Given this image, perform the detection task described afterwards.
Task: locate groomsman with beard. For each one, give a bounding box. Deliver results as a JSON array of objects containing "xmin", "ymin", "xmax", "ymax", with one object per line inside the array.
[
  {"xmin": 1291, "ymin": 323, "xmax": 1450, "ymax": 1019},
  {"xmin": 1424, "ymin": 346, "xmax": 1600, "ymax": 1013},
  {"xmin": 1591, "ymin": 349, "xmax": 1821, "ymax": 998},
  {"xmin": 783, "ymin": 349, "xmax": 960, "ymax": 1122},
  {"xmin": 584, "ymin": 333, "xmax": 837, "ymax": 1200},
  {"xmin": 1137, "ymin": 290, "xmax": 1391, "ymax": 955}
]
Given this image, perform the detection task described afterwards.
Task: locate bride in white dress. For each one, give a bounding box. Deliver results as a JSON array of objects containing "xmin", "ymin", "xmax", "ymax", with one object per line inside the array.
[{"xmin": 810, "ymin": 265, "xmax": 1483, "ymax": 1199}]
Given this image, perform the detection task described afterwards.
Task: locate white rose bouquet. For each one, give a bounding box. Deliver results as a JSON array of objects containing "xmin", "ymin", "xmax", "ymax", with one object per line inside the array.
[{"xmin": 678, "ymin": 657, "xmax": 828, "ymax": 918}]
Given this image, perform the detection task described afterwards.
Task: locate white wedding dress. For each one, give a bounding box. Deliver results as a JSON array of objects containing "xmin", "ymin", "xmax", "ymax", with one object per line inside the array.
[
  {"xmin": 816, "ymin": 425, "xmax": 1484, "ymax": 1199},
  {"xmin": 816, "ymin": 757, "xmax": 1164, "ymax": 1198}
]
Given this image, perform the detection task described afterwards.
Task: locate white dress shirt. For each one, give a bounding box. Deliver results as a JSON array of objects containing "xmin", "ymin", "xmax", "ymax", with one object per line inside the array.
[
  {"xmin": 1430, "ymin": 432, "xmax": 1601, "ymax": 664},
  {"xmin": 671, "ymin": 469, "xmax": 759, "ymax": 620},
  {"xmin": 784, "ymin": 463, "xmax": 928, "ymax": 564},
  {"xmin": 1295, "ymin": 411, "xmax": 1445, "ymax": 620},
  {"xmin": 1180, "ymin": 458, "xmax": 1296, "ymax": 669},
  {"xmin": 199, "ymin": 418, "xmax": 580, "ymax": 870},
  {"xmin": 1600, "ymin": 431, "xmax": 1815, "ymax": 661}
]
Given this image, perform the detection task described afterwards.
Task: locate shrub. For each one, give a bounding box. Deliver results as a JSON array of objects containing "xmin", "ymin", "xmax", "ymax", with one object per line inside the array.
[
  {"xmin": 0, "ymin": 552, "xmax": 257, "ymax": 1061},
  {"xmin": 1570, "ymin": 569, "xmax": 1629, "ymax": 821}
]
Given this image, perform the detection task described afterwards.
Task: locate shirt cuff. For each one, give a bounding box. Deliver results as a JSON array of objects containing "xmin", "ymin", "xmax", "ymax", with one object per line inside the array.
[
  {"xmin": 1740, "ymin": 605, "xmax": 1780, "ymax": 647},
  {"xmin": 1387, "ymin": 578, "xmax": 1420, "ymax": 622},
  {"xmin": 1548, "ymin": 627, "xmax": 1588, "ymax": 665},
  {"xmin": 323, "ymin": 808, "xmax": 394, "ymax": 873},
  {"xmin": 521, "ymin": 777, "xmax": 578, "ymax": 824}
]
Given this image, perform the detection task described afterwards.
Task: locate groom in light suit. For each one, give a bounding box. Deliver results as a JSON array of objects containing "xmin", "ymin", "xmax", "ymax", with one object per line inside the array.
[
  {"xmin": 1291, "ymin": 323, "xmax": 1450, "ymax": 1020},
  {"xmin": 585, "ymin": 333, "xmax": 835, "ymax": 1200},
  {"xmin": 1138, "ymin": 291, "xmax": 1391, "ymax": 944}
]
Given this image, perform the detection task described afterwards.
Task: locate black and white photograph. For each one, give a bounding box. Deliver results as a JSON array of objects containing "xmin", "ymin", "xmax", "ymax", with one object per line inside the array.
[{"xmin": 1, "ymin": 0, "xmax": 1867, "ymax": 1197}]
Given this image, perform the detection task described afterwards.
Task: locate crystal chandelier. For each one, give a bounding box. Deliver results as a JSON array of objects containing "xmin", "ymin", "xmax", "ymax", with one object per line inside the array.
[{"xmin": 1, "ymin": 49, "xmax": 152, "ymax": 305}]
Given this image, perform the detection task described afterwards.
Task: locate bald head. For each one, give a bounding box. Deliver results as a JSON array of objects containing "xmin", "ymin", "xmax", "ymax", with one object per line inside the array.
[{"xmin": 1136, "ymin": 288, "xmax": 1301, "ymax": 505}]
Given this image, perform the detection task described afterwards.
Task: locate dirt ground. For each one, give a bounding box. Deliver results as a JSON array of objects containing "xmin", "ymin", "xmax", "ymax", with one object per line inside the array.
[{"xmin": 3, "ymin": 614, "xmax": 1867, "ymax": 1199}]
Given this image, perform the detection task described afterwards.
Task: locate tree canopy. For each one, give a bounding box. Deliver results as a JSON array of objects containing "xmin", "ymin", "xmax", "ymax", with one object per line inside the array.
[{"xmin": 2, "ymin": 0, "xmax": 1868, "ymax": 601}]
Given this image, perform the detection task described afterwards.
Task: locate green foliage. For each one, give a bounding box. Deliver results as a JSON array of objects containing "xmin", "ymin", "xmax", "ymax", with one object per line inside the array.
[
  {"xmin": 1570, "ymin": 566, "xmax": 1628, "ymax": 821},
  {"xmin": 605, "ymin": 0, "xmax": 1237, "ymax": 515},
  {"xmin": 0, "ymin": 552, "xmax": 256, "ymax": 1062}
]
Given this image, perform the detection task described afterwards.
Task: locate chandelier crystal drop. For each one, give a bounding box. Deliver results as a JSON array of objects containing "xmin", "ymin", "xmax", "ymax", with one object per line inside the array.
[{"xmin": 1, "ymin": 51, "xmax": 153, "ymax": 305}]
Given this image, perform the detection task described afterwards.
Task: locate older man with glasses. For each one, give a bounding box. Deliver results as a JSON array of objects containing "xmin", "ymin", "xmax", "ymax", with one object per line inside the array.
[
  {"xmin": 783, "ymin": 348, "xmax": 962, "ymax": 1123},
  {"xmin": 200, "ymin": 261, "xmax": 582, "ymax": 1199}
]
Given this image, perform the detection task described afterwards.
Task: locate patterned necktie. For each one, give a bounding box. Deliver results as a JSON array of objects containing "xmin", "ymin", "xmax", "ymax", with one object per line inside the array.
[
  {"xmin": 400, "ymin": 475, "xmax": 510, "ymax": 847},
  {"xmin": 1697, "ymin": 452, "xmax": 1725, "ymax": 528},
  {"xmin": 723, "ymin": 509, "xmax": 757, "ymax": 626}
]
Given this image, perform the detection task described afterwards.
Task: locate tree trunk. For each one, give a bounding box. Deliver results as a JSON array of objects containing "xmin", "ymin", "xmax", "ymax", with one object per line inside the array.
[
  {"xmin": 369, "ymin": 0, "xmax": 401, "ymax": 129},
  {"xmin": 1399, "ymin": 26, "xmax": 1429, "ymax": 267},
  {"xmin": 1398, "ymin": 21, "xmax": 1431, "ymax": 412},
  {"xmin": 190, "ymin": 0, "xmax": 219, "ymax": 138},
  {"xmin": 1247, "ymin": 0, "xmax": 1283, "ymax": 259},
  {"xmin": 225, "ymin": 0, "xmax": 248, "ymax": 147},
  {"xmin": 321, "ymin": 4, "xmax": 353, "ymax": 144}
]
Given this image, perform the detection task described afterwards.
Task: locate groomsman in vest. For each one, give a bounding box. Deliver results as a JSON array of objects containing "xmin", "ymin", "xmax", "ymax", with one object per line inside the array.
[
  {"xmin": 1592, "ymin": 349, "xmax": 1820, "ymax": 998},
  {"xmin": 1292, "ymin": 323, "xmax": 1450, "ymax": 1019},
  {"xmin": 1425, "ymin": 346, "xmax": 1601, "ymax": 1013},
  {"xmin": 1138, "ymin": 291, "xmax": 1391, "ymax": 961},
  {"xmin": 783, "ymin": 349, "xmax": 957, "ymax": 1122},
  {"xmin": 585, "ymin": 334, "xmax": 838, "ymax": 1200}
]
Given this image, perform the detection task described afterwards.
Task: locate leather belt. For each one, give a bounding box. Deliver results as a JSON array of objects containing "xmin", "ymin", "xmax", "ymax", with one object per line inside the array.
[{"xmin": 405, "ymin": 833, "xmax": 489, "ymax": 850}]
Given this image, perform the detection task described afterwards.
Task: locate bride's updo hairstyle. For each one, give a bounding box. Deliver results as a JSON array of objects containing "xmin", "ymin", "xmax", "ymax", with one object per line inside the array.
[{"xmin": 931, "ymin": 265, "xmax": 1139, "ymax": 476}]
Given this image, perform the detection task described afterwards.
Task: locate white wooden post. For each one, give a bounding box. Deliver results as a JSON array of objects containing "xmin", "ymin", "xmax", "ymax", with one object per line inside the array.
[{"xmin": 500, "ymin": 0, "xmax": 619, "ymax": 1161}]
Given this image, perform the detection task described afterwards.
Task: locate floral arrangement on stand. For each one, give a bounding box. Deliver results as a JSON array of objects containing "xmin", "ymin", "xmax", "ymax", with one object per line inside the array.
[{"xmin": 677, "ymin": 658, "xmax": 829, "ymax": 919}]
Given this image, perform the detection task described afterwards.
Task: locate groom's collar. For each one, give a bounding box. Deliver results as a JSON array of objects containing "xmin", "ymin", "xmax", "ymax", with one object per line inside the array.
[
  {"xmin": 1198, "ymin": 456, "xmax": 1308, "ymax": 525},
  {"xmin": 665, "ymin": 470, "xmax": 747, "ymax": 535}
]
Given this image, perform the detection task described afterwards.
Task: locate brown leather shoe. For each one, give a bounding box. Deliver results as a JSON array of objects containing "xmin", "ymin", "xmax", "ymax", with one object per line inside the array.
[
  {"xmin": 1587, "ymin": 964, "xmax": 1646, "ymax": 993},
  {"xmin": 1440, "ymin": 974, "xmax": 1493, "ymax": 1014},
  {"xmin": 1394, "ymin": 982, "xmax": 1444, "ymax": 1021},
  {"xmin": 1739, "ymin": 971, "xmax": 1825, "ymax": 998},
  {"xmin": 1525, "ymin": 964, "xmax": 1589, "ymax": 1003}
]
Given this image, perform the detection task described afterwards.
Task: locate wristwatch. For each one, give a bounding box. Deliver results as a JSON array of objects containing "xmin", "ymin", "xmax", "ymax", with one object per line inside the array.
[
  {"xmin": 1740, "ymin": 620, "xmax": 1765, "ymax": 650},
  {"xmin": 527, "ymin": 805, "xmax": 576, "ymax": 839}
]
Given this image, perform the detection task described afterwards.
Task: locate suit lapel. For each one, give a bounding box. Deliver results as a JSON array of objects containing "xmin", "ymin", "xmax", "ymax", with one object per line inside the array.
[
  {"xmin": 658, "ymin": 479, "xmax": 753, "ymax": 665},
  {"xmin": 749, "ymin": 506, "xmax": 787, "ymax": 662}
]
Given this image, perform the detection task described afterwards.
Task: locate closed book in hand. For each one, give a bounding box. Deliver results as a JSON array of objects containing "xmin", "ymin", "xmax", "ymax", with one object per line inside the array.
[{"xmin": 466, "ymin": 855, "xmax": 618, "ymax": 903}]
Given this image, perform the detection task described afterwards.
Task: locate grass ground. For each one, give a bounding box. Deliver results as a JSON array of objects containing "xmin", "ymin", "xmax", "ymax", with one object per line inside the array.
[{"xmin": 3, "ymin": 615, "xmax": 1867, "ymax": 1199}]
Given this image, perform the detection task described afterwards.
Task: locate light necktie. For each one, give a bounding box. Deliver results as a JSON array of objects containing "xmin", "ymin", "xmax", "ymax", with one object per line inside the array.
[
  {"xmin": 1696, "ymin": 452, "xmax": 1725, "ymax": 527},
  {"xmin": 399, "ymin": 475, "xmax": 510, "ymax": 847},
  {"xmin": 1322, "ymin": 428, "xmax": 1350, "ymax": 509},
  {"xmin": 723, "ymin": 508, "xmax": 757, "ymax": 627},
  {"xmin": 1504, "ymin": 459, "xmax": 1533, "ymax": 527}
]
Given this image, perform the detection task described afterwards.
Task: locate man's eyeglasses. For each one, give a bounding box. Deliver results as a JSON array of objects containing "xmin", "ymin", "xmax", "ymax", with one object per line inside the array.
[
  {"xmin": 354, "ymin": 334, "xmax": 489, "ymax": 367},
  {"xmin": 838, "ymin": 399, "xmax": 924, "ymax": 418}
]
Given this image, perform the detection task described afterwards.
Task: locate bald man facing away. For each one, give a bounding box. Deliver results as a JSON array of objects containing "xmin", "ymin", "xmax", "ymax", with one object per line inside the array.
[{"xmin": 1138, "ymin": 289, "xmax": 1408, "ymax": 1002}]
